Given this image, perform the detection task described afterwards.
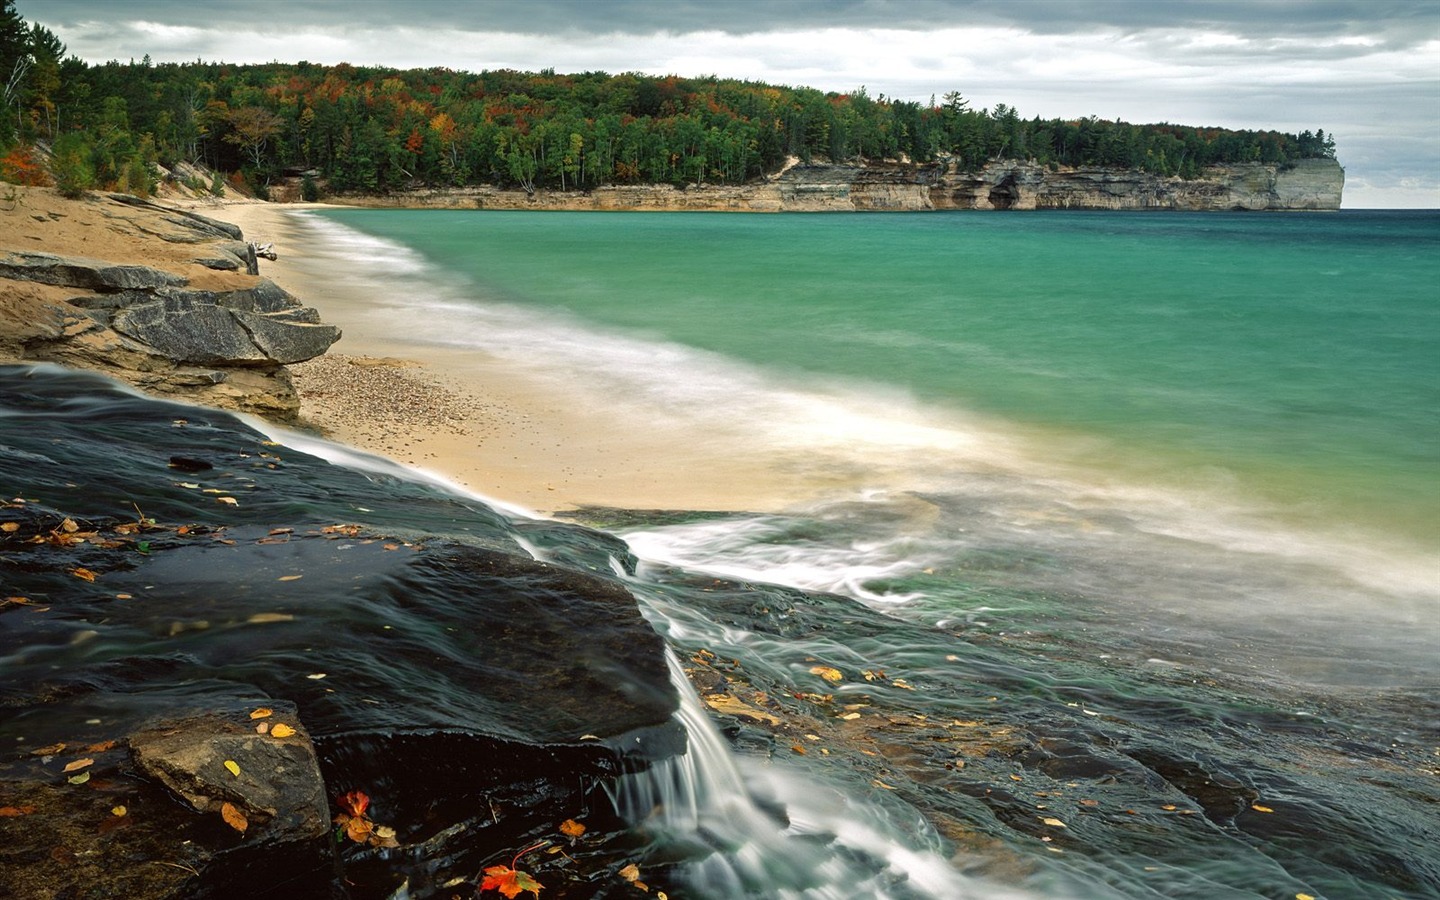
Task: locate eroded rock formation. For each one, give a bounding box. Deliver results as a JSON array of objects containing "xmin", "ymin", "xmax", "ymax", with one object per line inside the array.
[{"xmin": 0, "ymin": 188, "xmax": 339, "ymax": 419}]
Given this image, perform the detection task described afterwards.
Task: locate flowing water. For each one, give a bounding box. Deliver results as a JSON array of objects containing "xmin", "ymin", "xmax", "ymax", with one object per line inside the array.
[{"xmin": 278, "ymin": 208, "xmax": 1437, "ymax": 898}]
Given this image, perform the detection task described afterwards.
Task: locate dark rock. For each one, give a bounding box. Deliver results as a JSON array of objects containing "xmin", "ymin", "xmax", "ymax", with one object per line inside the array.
[
  {"xmin": 0, "ymin": 250, "xmax": 187, "ymax": 292},
  {"xmin": 111, "ymin": 296, "xmax": 339, "ymax": 366},
  {"xmin": 130, "ymin": 704, "xmax": 330, "ymax": 844}
]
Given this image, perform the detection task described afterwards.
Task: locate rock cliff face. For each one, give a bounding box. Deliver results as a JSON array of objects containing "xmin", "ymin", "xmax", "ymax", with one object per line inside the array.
[
  {"xmin": 0, "ymin": 188, "xmax": 339, "ymax": 419},
  {"xmin": 340, "ymin": 157, "xmax": 1343, "ymax": 213}
]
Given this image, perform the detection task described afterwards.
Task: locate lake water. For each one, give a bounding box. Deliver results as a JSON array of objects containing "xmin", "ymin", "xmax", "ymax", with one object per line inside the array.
[{"xmin": 298, "ymin": 207, "xmax": 1440, "ymax": 899}]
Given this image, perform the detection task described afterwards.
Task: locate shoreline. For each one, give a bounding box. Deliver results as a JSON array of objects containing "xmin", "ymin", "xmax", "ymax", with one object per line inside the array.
[{"xmin": 196, "ymin": 200, "xmax": 851, "ymax": 516}]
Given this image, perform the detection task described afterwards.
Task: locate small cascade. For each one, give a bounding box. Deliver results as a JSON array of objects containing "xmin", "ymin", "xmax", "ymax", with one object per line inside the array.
[{"xmin": 604, "ymin": 654, "xmax": 1039, "ymax": 900}]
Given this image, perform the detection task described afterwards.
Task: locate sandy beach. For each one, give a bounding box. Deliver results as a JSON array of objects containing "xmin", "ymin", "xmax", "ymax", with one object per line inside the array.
[{"xmin": 197, "ymin": 199, "xmax": 845, "ymax": 517}]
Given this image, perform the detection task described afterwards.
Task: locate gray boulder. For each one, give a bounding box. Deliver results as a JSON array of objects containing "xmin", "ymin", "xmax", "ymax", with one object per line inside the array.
[
  {"xmin": 112, "ymin": 295, "xmax": 340, "ymax": 366},
  {"xmin": 129, "ymin": 704, "xmax": 330, "ymax": 845},
  {"xmin": 0, "ymin": 250, "xmax": 188, "ymax": 292}
]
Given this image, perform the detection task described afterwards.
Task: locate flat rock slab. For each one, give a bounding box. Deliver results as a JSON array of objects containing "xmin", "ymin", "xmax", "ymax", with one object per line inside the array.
[{"xmin": 130, "ymin": 703, "xmax": 329, "ymax": 844}]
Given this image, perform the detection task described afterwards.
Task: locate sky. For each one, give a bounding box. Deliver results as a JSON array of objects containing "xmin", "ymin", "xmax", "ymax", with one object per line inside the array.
[{"xmin": 20, "ymin": 0, "xmax": 1440, "ymax": 207}]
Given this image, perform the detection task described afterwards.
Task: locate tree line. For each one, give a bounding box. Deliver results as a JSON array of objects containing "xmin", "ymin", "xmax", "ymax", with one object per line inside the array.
[{"xmin": 0, "ymin": 1, "xmax": 1338, "ymax": 199}]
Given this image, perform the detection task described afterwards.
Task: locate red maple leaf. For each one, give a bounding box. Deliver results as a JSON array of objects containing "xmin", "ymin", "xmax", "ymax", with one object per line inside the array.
[{"xmin": 480, "ymin": 864, "xmax": 543, "ymax": 899}]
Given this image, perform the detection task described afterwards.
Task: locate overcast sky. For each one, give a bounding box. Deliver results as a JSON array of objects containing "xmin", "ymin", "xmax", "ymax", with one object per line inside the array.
[{"xmin": 20, "ymin": 0, "xmax": 1440, "ymax": 207}]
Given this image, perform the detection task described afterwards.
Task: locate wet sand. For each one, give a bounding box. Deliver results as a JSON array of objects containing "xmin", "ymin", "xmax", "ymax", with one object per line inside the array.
[{"xmin": 199, "ymin": 200, "xmax": 843, "ymax": 516}]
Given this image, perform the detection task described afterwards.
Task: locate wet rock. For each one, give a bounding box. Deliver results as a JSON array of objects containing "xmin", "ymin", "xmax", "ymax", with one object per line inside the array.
[{"xmin": 130, "ymin": 704, "xmax": 329, "ymax": 844}]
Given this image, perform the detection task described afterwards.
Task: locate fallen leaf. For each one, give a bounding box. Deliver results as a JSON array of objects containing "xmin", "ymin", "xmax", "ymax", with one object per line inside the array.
[
  {"xmin": 1251, "ymin": 803, "xmax": 1274, "ymax": 813},
  {"xmin": 30, "ymin": 742, "xmax": 66, "ymax": 756},
  {"xmin": 115, "ymin": 593, "xmax": 132, "ymax": 600},
  {"xmin": 1041, "ymin": 817, "xmax": 1067, "ymax": 828},
  {"xmin": 62, "ymin": 758, "xmax": 94, "ymax": 773},
  {"xmin": 1296, "ymin": 895, "xmax": 1316, "ymax": 900},
  {"xmin": 249, "ymin": 707, "xmax": 273, "ymax": 720},
  {"xmin": 343, "ymin": 815, "xmax": 373, "ymax": 842},
  {"xmin": 60, "ymin": 518, "xmax": 78, "ymax": 533},
  {"xmin": 220, "ymin": 801, "xmax": 248, "ymax": 834},
  {"xmin": 84, "ymin": 740, "xmax": 117, "ymax": 753},
  {"xmin": 383, "ymin": 543, "xmax": 401, "ymax": 551},
  {"xmin": 840, "ymin": 712, "xmax": 861, "ymax": 720},
  {"xmin": 0, "ymin": 805, "xmax": 37, "ymax": 816},
  {"xmin": 270, "ymin": 723, "xmax": 296, "ymax": 739},
  {"xmin": 72, "ymin": 567, "xmax": 97, "ymax": 582},
  {"xmin": 223, "ymin": 759, "xmax": 240, "ymax": 777},
  {"xmin": 306, "ymin": 672, "xmax": 326, "ymax": 680},
  {"xmin": 268, "ymin": 527, "xmax": 293, "ymax": 536},
  {"xmin": 481, "ymin": 864, "xmax": 543, "ymax": 899},
  {"xmin": 277, "ymin": 575, "xmax": 302, "ymax": 582},
  {"xmin": 67, "ymin": 771, "xmax": 91, "ymax": 785},
  {"xmin": 111, "ymin": 805, "xmax": 127, "ymax": 817},
  {"xmin": 559, "ymin": 818, "xmax": 586, "ymax": 838},
  {"xmin": 216, "ymin": 497, "xmax": 238, "ymax": 506},
  {"xmin": 370, "ymin": 823, "xmax": 399, "ymax": 847},
  {"xmin": 256, "ymin": 722, "xmax": 269, "ymax": 734},
  {"xmin": 618, "ymin": 863, "xmax": 641, "ymax": 882},
  {"xmin": 1, "ymin": 522, "xmax": 19, "ymax": 532},
  {"xmin": 337, "ymin": 790, "xmax": 369, "ymax": 818},
  {"xmin": 247, "ymin": 612, "xmax": 294, "ymax": 623},
  {"xmin": 809, "ymin": 665, "xmax": 844, "ymax": 684},
  {"xmin": 872, "ymin": 779, "xmax": 896, "ymax": 790}
]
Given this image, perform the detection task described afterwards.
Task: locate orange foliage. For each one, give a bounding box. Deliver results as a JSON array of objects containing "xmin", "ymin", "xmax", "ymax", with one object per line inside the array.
[{"xmin": 1, "ymin": 145, "xmax": 51, "ymax": 186}]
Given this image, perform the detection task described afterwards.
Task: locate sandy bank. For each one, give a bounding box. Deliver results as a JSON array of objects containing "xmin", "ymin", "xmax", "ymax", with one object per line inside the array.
[{"xmin": 197, "ymin": 200, "xmax": 848, "ymax": 516}]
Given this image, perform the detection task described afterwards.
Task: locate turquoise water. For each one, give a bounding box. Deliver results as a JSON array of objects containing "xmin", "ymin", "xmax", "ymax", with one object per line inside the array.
[
  {"xmin": 290, "ymin": 209, "xmax": 1440, "ymax": 898},
  {"xmin": 316, "ymin": 208, "xmax": 1439, "ymax": 546}
]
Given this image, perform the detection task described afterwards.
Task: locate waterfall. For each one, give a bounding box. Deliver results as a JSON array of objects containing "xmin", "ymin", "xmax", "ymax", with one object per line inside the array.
[{"xmin": 604, "ymin": 653, "xmax": 1045, "ymax": 900}]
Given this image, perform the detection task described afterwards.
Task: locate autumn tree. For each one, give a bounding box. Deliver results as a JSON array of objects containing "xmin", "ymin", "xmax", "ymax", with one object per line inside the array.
[{"xmin": 224, "ymin": 105, "xmax": 282, "ymax": 171}]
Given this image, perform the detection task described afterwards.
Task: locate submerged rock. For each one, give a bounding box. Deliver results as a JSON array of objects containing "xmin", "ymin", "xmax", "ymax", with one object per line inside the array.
[{"xmin": 0, "ymin": 365, "xmax": 682, "ymax": 898}]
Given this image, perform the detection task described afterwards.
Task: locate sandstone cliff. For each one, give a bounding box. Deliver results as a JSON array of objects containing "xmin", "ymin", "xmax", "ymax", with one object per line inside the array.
[
  {"xmin": 333, "ymin": 157, "xmax": 1343, "ymax": 213},
  {"xmin": 0, "ymin": 187, "xmax": 339, "ymax": 419}
]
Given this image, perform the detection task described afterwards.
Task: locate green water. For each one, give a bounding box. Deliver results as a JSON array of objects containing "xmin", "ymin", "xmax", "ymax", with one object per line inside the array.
[{"xmin": 317, "ymin": 208, "xmax": 1439, "ymax": 547}]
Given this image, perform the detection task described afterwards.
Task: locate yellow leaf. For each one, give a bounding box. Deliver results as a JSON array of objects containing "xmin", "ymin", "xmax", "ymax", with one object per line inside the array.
[
  {"xmin": 618, "ymin": 863, "xmax": 641, "ymax": 883},
  {"xmin": 560, "ymin": 818, "xmax": 586, "ymax": 838},
  {"xmin": 216, "ymin": 496, "xmax": 239, "ymax": 506},
  {"xmin": 62, "ymin": 758, "xmax": 94, "ymax": 773},
  {"xmin": 1296, "ymin": 895, "xmax": 1316, "ymax": 900},
  {"xmin": 249, "ymin": 707, "xmax": 273, "ymax": 719},
  {"xmin": 809, "ymin": 665, "xmax": 844, "ymax": 684},
  {"xmin": 220, "ymin": 801, "xmax": 248, "ymax": 833},
  {"xmin": 30, "ymin": 742, "xmax": 65, "ymax": 756},
  {"xmin": 0, "ymin": 522, "xmax": 19, "ymax": 532},
  {"xmin": 872, "ymin": 779, "xmax": 896, "ymax": 790},
  {"xmin": 61, "ymin": 517, "xmax": 78, "ymax": 533},
  {"xmin": 223, "ymin": 759, "xmax": 240, "ymax": 777},
  {"xmin": 247, "ymin": 612, "xmax": 294, "ymax": 623},
  {"xmin": 1251, "ymin": 803, "xmax": 1274, "ymax": 813},
  {"xmin": 270, "ymin": 723, "xmax": 296, "ymax": 738},
  {"xmin": 72, "ymin": 567, "xmax": 97, "ymax": 582},
  {"xmin": 115, "ymin": 593, "xmax": 132, "ymax": 600},
  {"xmin": 840, "ymin": 712, "xmax": 861, "ymax": 720},
  {"xmin": 111, "ymin": 805, "xmax": 127, "ymax": 817},
  {"xmin": 278, "ymin": 574, "xmax": 302, "ymax": 582},
  {"xmin": 67, "ymin": 771, "xmax": 91, "ymax": 785},
  {"xmin": 1041, "ymin": 817, "xmax": 1067, "ymax": 828}
]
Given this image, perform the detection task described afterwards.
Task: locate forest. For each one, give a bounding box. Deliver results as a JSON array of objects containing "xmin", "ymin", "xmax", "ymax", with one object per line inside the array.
[{"xmin": 1, "ymin": 1, "xmax": 1338, "ymax": 198}]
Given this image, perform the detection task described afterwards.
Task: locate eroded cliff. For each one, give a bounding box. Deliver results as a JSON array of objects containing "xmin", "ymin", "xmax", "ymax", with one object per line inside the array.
[{"xmin": 334, "ymin": 157, "xmax": 1343, "ymax": 213}]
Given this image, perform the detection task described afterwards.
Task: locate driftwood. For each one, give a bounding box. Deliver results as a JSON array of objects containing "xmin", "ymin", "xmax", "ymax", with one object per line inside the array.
[{"xmin": 249, "ymin": 241, "xmax": 278, "ymax": 261}]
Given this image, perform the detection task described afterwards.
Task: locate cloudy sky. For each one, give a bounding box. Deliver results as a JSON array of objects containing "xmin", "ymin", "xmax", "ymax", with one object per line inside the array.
[{"xmin": 20, "ymin": 0, "xmax": 1440, "ymax": 207}]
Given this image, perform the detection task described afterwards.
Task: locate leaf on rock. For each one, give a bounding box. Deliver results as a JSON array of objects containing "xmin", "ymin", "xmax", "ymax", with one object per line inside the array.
[
  {"xmin": 72, "ymin": 567, "xmax": 97, "ymax": 582},
  {"xmin": 559, "ymin": 818, "xmax": 586, "ymax": 838},
  {"xmin": 809, "ymin": 665, "xmax": 844, "ymax": 684},
  {"xmin": 30, "ymin": 742, "xmax": 66, "ymax": 756},
  {"xmin": 0, "ymin": 522, "xmax": 19, "ymax": 532},
  {"xmin": 60, "ymin": 517, "xmax": 79, "ymax": 533},
  {"xmin": 62, "ymin": 758, "xmax": 94, "ymax": 773},
  {"xmin": 223, "ymin": 759, "xmax": 241, "ymax": 777},
  {"xmin": 277, "ymin": 574, "xmax": 302, "ymax": 582},
  {"xmin": 249, "ymin": 707, "xmax": 273, "ymax": 720},
  {"xmin": 1040, "ymin": 817, "xmax": 1067, "ymax": 828},
  {"xmin": 67, "ymin": 771, "xmax": 91, "ymax": 785},
  {"xmin": 1251, "ymin": 803, "xmax": 1274, "ymax": 813},
  {"xmin": 343, "ymin": 814, "xmax": 373, "ymax": 843},
  {"xmin": 216, "ymin": 496, "xmax": 239, "ymax": 506},
  {"xmin": 270, "ymin": 723, "xmax": 296, "ymax": 739},
  {"xmin": 0, "ymin": 805, "xmax": 37, "ymax": 816},
  {"xmin": 220, "ymin": 801, "xmax": 248, "ymax": 833},
  {"xmin": 111, "ymin": 805, "xmax": 127, "ymax": 817},
  {"xmin": 481, "ymin": 865, "xmax": 543, "ymax": 899},
  {"xmin": 618, "ymin": 863, "xmax": 641, "ymax": 882}
]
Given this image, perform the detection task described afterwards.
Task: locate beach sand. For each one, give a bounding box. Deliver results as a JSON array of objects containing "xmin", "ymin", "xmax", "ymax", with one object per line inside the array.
[{"xmin": 198, "ymin": 200, "xmax": 844, "ymax": 516}]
